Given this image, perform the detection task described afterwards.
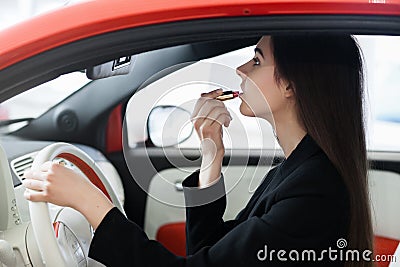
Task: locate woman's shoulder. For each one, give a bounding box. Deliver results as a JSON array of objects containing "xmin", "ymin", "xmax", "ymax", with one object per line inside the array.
[
  {"xmin": 277, "ymin": 151, "xmax": 348, "ymax": 198},
  {"xmin": 270, "ymin": 133, "xmax": 347, "ymax": 196},
  {"xmin": 298, "ymin": 151, "xmax": 340, "ymax": 178}
]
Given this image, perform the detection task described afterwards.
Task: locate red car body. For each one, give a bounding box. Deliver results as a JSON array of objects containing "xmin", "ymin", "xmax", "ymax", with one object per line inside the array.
[{"xmin": 1, "ymin": 0, "xmax": 400, "ymax": 71}]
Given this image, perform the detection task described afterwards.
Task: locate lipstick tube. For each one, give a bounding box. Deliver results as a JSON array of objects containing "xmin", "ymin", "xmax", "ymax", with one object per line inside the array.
[{"xmin": 215, "ymin": 90, "xmax": 240, "ymax": 101}]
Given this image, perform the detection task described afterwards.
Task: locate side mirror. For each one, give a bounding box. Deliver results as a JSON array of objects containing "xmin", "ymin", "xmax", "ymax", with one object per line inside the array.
[{"xmin": 147, "ymin": 106, "xmax": 193, "ymax": 147}]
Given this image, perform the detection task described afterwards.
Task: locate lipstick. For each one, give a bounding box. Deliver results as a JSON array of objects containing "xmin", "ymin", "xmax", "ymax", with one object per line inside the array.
[{"xmin": 215, "ymin": 90, "xmax": 240, "ymax": 101}]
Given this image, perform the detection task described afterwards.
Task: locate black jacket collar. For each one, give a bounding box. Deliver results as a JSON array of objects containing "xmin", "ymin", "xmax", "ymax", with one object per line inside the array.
[{"xmin": 278, "ymin": 133, "xmax": 323, "ymax": 178}]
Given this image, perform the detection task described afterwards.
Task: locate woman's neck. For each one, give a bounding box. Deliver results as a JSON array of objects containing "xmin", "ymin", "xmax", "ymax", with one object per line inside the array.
[{"xmin": 273, "ymin": 115, "xmax": 307, "ymax": 159}]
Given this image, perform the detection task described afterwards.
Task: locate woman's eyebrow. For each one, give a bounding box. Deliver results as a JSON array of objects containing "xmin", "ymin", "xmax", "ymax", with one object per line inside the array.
[{"xmin": 254, "ymin": 47, "xmax": 264, "ymax": 59}]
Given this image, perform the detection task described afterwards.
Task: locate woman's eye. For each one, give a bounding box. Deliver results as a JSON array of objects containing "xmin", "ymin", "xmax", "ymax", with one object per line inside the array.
[{"xmin": 252, "ymin": 57, "xmax": 260, "ymax": 66}]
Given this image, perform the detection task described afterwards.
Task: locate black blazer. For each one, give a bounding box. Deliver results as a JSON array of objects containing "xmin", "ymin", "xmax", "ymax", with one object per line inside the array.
[{"xmin": 89, "ymin": 134, "xmax": 350, "ymax": 266}]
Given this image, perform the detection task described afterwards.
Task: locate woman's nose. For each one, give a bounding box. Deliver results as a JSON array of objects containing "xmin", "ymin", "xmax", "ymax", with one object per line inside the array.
[{"xmin": 236, "ymin": 63, "xmax": 246, "ymax": 78}]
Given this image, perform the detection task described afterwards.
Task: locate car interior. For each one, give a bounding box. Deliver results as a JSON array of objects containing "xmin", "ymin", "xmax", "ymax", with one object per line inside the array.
[{"xmin": 1, "ymin": 21, "xmax": 400, "ymax": 267}]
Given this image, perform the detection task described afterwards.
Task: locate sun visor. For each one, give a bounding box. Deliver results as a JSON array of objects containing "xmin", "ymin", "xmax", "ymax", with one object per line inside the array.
[{"xmin": 86, "ymin": 55, "xmax": 136, "ymax": 80}]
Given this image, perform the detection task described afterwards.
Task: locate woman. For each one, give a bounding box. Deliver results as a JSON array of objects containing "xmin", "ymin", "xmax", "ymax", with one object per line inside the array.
[{"xmin": 23, "ymin": 34, "xmax": 372, "ymax": 266}]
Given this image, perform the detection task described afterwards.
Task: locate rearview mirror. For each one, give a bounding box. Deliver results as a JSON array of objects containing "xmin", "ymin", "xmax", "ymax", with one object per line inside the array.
[{"xmin": 147, "ymin": 106, "xmax": 193, "ymax": 147}]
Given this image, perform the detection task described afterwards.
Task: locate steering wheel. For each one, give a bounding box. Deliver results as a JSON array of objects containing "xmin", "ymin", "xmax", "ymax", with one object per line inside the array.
[{"xmin": 28, "ymin": 143, "xmax": 124, "ymax": 267}]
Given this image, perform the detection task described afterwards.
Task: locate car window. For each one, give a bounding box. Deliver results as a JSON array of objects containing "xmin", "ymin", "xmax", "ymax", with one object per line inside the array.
[
  {"xmin": 359, "ymin": 36, "xmax": 400, "ymax": 151},
  {"xmin": 0, "ymin": 71, "xmax": 90, "ymax": 132},
  {"xmin": 124, "ymin": 36, "xmax": 400, "ymax": 152},
  {"xmin": 125, "ymin": 46, "xmax": 279, "ymax": 150}
]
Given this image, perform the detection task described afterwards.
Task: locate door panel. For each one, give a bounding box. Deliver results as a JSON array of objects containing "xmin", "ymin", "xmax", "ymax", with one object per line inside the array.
[
  {"xmin": 132, "ymin": 148, "xmax": 400, "ymax": 261},
  {"xmin": 144, "ymin": 165, "xmax": 271, "ymax": 239}
]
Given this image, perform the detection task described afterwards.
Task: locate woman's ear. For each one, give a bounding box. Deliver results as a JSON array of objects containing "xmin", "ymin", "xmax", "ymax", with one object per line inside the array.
[{"xmin": 283, "ymin": 83, "xmax": 295, "ymax": 98}]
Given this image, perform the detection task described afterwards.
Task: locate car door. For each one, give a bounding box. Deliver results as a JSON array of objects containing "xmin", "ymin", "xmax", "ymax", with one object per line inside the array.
[{"xmin": 123, "ymin": 34, "xmax": 400, "ymax": 267}]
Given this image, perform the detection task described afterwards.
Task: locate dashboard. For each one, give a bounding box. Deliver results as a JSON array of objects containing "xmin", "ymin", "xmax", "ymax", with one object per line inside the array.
[
  {"xmin": 1, "ymin": 134, "xmax": 125, "ymax": 223},
  {"xmin": 1, "ymin": 135, "xmax": 124, "ymax": 204}
]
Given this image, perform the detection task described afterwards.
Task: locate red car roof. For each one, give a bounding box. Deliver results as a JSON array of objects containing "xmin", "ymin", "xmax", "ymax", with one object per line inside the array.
[{"xmin": 0, "ymin": 0, "xmax": 399, "ymax": 71}]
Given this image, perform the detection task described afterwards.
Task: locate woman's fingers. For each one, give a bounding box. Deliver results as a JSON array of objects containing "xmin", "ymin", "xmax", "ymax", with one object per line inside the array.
[
  {"xmin": 23, "ymin": 169, "xmax": 46, "ymax": 181},
  {"xmin": 195, "ymin": 102, "xmax": 227, "ymax": 121},
  {"xmin": 22, "ymin": 161, "xmax": 55, "ymax": 181},
  {"xmin": 24, "ymin": 189, "xmax": 47, "ymax": 202},
  {"xmin": 201, "ymin": 106, "xmax": 231, "ymax": 127},
  {"xmin": 208, "ymin": 106, "xmax": 232, "ymax": 125},
  {"xmin": 192, "ymin": 98, "xmax": 226, "ymax": 121},
  {"xmin": 200, "ymin": 88, "xmax": 223, "ymax": 98},
  {"xmin": 193, "ymin": 105, "xmax": 231, "ymax": 132},
  {"xmin": 191, "ymin": 90, "xmax": 232, "ymax": 141},
  {"xmin": 191, "ymin": 97, "xmax": 209, "ymax": 121},
  {"xmin": 22, "ymin": 179, "xmax": 45, "ymax": 191},
  {"xmin": 190, "ymin": 89, "xmax": 232, "ymax": 157},
  {"xmin": 191, "ymin": 89, "xmax": 224, "ymax": 120},
  {"xmin": 40, "ymin": 161, "xmax": 54, "ymax": 171},
  {"xmin": 215, "ymin": 113, "xmax": 232, "ymax": 127},
  {"xmin": 23, "ymin": 166, "xmax": 52, "ymax": 202},
  {"xmin": 22, "ymin": 162, "xmax": 93, "ymax": 208}
]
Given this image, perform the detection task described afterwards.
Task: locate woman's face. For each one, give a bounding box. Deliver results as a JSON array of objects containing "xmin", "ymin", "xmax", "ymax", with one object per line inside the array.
[{"xmin": 236, "ymin": 36, "xmax": 292, "ymax": 122}]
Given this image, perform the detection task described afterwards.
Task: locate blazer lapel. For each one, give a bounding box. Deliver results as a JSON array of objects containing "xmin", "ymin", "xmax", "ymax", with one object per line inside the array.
[{"xmin": 239, "ymin": 134, "xmax": 323, "ymax": 220}]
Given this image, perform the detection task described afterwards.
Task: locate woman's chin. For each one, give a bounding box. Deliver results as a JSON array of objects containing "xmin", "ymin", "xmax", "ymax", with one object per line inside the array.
[{"xmin": 239, "ymin": 102, "xmax": 255, "ymax": 117}]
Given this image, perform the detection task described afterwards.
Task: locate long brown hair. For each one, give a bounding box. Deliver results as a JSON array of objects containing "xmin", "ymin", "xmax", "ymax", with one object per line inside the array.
[{"xmin": 270, "ymin": 34, "xmax": 373, "ymax": 267}]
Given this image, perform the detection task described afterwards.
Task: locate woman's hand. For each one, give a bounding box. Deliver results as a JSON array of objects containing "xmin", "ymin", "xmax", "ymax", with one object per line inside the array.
[
  {"xmin": 23, "ymin": 162, "xmax": 114, "ymax": 230},
  {"xmin": 23, "ymin": 162, "xmax": 91, "ymax": 208},
  {"xmin": 191, "ymin": 89, "xmax": 232, "ymax": 187}
]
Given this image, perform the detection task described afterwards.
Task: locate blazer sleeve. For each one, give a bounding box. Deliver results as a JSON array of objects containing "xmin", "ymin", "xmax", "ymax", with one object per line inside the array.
[
  {"xmin": 88, "ymin": 169, "xmax": 348, "ymax": 267},
  {"xmin": 181, "ymin": 170, "xmax": 238, "ymax": 255}
]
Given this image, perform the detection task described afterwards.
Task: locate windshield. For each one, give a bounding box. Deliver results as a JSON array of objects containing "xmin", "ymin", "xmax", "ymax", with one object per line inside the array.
[{"xmin": 0, "ymin": 71, "xmax": 90, "ymax": 131}]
